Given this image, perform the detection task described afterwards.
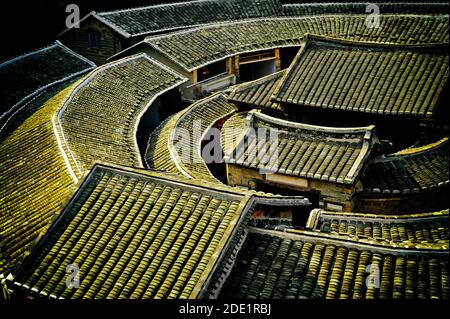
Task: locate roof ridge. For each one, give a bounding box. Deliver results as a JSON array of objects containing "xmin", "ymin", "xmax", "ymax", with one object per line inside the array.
[
  {"xmin": 98, "ymin": 0, "xmax": 232, "ymax": 16},
  {"xmin": 0, "ymin": 42, "xmax": 58, "ymax": 69},
  {"xmin": 305, "ymin": 33, "xmax": 450, "ymax": 50},
  {"xmin": 251, "ymin": 111, "xmax": 376, "ymax": 135},
  {"xmin": 393, "ymin": 137, "xmax": 449, "ymax": 156}
]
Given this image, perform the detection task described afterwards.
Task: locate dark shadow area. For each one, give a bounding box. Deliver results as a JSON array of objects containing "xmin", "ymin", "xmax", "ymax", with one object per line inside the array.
[{"xmin": 136, "ymin": 88, "xmax": 186, "ymax": 158}]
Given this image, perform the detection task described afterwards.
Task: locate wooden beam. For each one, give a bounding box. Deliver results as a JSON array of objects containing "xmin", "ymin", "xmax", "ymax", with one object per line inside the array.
[{"xmin": 274, "ymin": 48, "xmax": 281, "ymax": 72}]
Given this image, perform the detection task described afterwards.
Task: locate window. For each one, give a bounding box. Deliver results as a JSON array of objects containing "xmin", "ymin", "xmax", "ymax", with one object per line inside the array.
[{"xmin": 87, "ymin": 29, "xmax": 101, "ymax": 48}]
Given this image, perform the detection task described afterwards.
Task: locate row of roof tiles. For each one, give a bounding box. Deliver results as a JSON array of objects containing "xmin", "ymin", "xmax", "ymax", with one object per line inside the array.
[
  {"xmin": 61, "ymin": 1, "xmax": 449, "ymax": 39},
  {"xmin": 307, "ymin": 209, "xmax": 449, "ymax": 249},
  {"xmin": 10, "ymin": 165, "xmax": 309, "ymax": 299},
  {"xmin": 272, "ymin": 35, "xmax": 449, "ymax": 118},
  {"xmin": 220, "ymin": 229, "xmax": 449, "ymax": 299},
  {"xmin": 0, "ymin": 41, "xmax": 95, "ymax": 125},
  {"xmin": 142, "ymin": 15, "xmax": 449, "ymax": 72}
]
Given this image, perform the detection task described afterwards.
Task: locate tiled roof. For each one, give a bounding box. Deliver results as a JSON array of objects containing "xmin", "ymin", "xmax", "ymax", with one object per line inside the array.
[
  {"xmin": 10, "ymin": 165, "xmax": 309, "ymax": 299},
  {"xmin": 272, "ymin": 35, "xmax": 449, "ymax": 118},
  {"xmin": 228, "ymin": 71, "xmax": 285, "ymax": 111},
  {"xmin": 0, "ymin": 41, "xmax": 95, "ymax": 121},
  {"xmin": 145, "ymin": 93, "xmax": 237, "ymax": 182},
  {"xmin": 360, "ymin": 138, "xmax": 449, "ymax": 194},
  {"xmin": 95, "ymin": 0, "xmax": 282, "ymax": 37},
  {"xmin": 307, "ymin": 209, "xmax": 449, "ymax": 249},
  {"xmin": 0, "ymin": 83, "xmax": 82, "ymax": 276},
  {"xmin": 60, "ymin": 54, "xmax": 187, "ymax": 172},
  {"xmin": 220, "ymin": 228, "xmax": 449, "ymax": 299},
  {"xmin": 223, "ymin": 111, "xmax": 378, "ymax": 184},
  {"xmin": 282, "ymin": 2, "xmax": 449, "ymax": 16},
  {"xmin": 221, "ymin": 112, "xmax": 249, "ymax": 157},
  {"xmin": 144, "ymin": 15, "xmax": 449, "ymax": 71}
]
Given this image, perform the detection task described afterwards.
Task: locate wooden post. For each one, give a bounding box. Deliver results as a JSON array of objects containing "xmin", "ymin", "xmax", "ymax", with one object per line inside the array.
[
  {"xmin": 192, "ymin": 69, "xmax": 198, "ymax": 84},
  {"xmin": 274, "ymin": 48, "xmax": 281, "ymax": 72},
  {"xmin": 234, "ymin": 55, "xmax": 240, "ymax": 81},
  {"xmin": 227, "ymin": 56, "xmax": 236, "ymax": 75}
]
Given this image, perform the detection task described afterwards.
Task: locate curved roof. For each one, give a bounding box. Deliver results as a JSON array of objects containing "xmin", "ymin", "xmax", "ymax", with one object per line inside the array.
[
  {"xmin": 360, "ymin": 137, "xmax": 449, "ymax": 194},
  {"xmin": 0, "ymin": 41, "xmax": 95, "ymax": 122},
  {"xmin": 0, "ymin": 83, "xmax": 82, "ymax": 276},
  {"xmin": 282, "ymin": 2, "xmax": 449, "ymax": 16},
  {"xmin": 272, "ymin": 35, "xmax": 449, "ymax": 118},
  {"xmin": 95, "ymin": 0, "xmax": 282, "ymax": 38},
  {"xmin": 60, "ymin": 54, "xmax": 187, "ymax": 172},
  {"xmin": 223, "ymin": 111, "xmax": 378, "ymax": 184},
  {"xmin": 144, "ymin": 14, "xmax": 449, "ymax": 71},
  {"xmin": 146, "ymin": 93, "xmax": 237, "ymax": 182},
  {"xmin": 220, "ymin": 228, "xmax": 449, "ymax": 299},
  {"xmin": 307, "ymin": 209, "xmax": 449, "ymax": 249}
]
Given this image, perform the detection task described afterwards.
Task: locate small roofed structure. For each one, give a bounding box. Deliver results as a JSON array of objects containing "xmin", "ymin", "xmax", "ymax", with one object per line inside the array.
[
  {"xmin": 356, "ymin": 137, "xmax": 449, "ymax": 214},
  {"xmin": 223, "ymin": 111, "xmax": 379, "ymax": 211},
  {"xmin": 272, "ymin": 35, "xmax": 449, "ymax": 120},
  {"xmin": 9, "ymin": 164, "xmax": 309, "ymax": 299}
]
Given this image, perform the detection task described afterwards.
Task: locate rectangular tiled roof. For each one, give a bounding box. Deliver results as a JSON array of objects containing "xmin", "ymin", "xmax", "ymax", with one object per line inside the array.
[
  {"xmin": 360, "ymin": 138, "xmax": 449, "ymax": 194},
  {"xmin": 144, "ymin": 15, "xmax": 449, "ymax": 72},
  {"xmin": 11, "ymin": 165, "xmax": 253, "ymax": 299},
  {"xmin": 223, "ymin": 111, "xmax": 377, "ymax": 184},
  {"xmin": 96, "ymin": 0, "xmax": 282, "ymax": 37},
  {"xmin": 60, "ymin": 54, "xmax": 187, "ymax": 171},
  {"xmin": 272, "ymin": 35, "xmax": 449, "ymax": 118},
  {"xmin": 220, "ymin": 229, "xmax": 449, "ymax": 299},
  {"xmin": 0, "ymin": 41, "xmax": 95, "ymax": 120}
]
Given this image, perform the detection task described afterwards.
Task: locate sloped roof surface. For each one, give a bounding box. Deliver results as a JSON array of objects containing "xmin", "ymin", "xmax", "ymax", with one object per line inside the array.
[
  {"xmin": 360, "ymin": 138, "xmax": 449, "ymax": 194},
  {"xmin": 272, "ymin": 35, "xmax": 449, "ymax": 118},
  {"xmin": 98, "ymin": 0, "xmax": 282, "ymax": 37},
  {"xmin": 145, "ymin": 15, "xmax": 449, "ymax": 71},
  {"xmin": 220, "ymin": 229, "xmax": 449, "ymax": 299},
  {"xmin": 60, "ymin": 54, "xmax": 187, "ymax": 171},
  {"xmin": 0, "ymin": 42, "xmax": 95, "ymax": 119}
]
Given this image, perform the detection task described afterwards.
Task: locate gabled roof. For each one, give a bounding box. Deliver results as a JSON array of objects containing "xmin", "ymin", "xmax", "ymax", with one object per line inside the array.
[
  {"xmin": 220, "ymin": 228, "xmax": 449, "ymax": 299},
  {"xmin": 228, "ymin": 70, "xmax": 285, "ymax": 111},
  {"xmin": 282, "ymin": 2, "xmax": 449, "ymax": 16},
  {"xmin": 360, "ymin": 137, "xmax": 449, "ymax": 194},
  {"xmin": 0, "ymin": 41, "xmax": 95, "ymax": 122},
  {"xmin": 143, "ymin": 14, "xmax": 448, "ymax": 72},
  {"xmin": 146, "ymin": 93, "xmax": 237, "ymax": 182},
  {"xmin": 223, "ymin": 111, "xmax": 378, "ymax": 185},
  {"xmin": 272, "ymin": 35, "xmax": 449, "ymax": 118},
  {"xmin": 10, "ymin": 164, "xmax": 308, "ymax": 299},
  {"xmin": 307, "ymin": 208, "xmax": 449, "ymax": 249},
  {"xmin": 59, "ymin": 53, "xmax": 187, "ymax": 172},
  {"xmin": 61, "ymin": 0, "xmax": 282, "ymax": 38}
]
